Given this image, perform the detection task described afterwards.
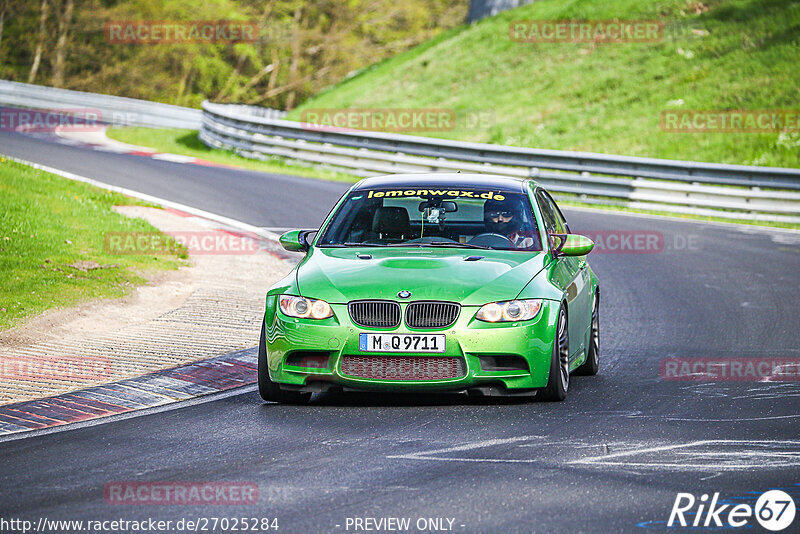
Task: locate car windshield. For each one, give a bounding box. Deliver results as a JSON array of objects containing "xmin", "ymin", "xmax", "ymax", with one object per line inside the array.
[{"xmin": 318, "ymin": 187, "xmax": 542, "ymax": 251}]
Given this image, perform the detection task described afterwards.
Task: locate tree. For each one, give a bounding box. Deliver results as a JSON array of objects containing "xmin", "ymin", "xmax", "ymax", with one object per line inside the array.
[
  {"xmin": 6, "ymin": 0, "xmax": 468, "ymax": 108},
  {"xmin": 51, "ymin": 0, "xmax": 75, "ymax": 87},
  {"xmin": 0, "ymin": 0, "xmax": 6, "ymax": 48},
  {"xmin": 27, "ymin": 0, "xmax": 48, "ymax": 83}
]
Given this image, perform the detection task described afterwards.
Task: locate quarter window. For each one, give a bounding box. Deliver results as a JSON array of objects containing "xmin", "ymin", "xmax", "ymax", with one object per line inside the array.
[{"xmin": 535, "ymin": 191, "xmax": 562, "ymax": 234}]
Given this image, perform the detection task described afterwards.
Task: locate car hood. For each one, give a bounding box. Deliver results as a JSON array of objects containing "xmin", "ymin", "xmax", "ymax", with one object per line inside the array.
[{"xmin": 296, "ymin": 247, "xmax": 546, "ymax": 306}]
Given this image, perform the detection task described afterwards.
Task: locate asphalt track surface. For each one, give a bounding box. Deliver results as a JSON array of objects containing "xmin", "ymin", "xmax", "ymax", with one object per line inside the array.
[{"xmin": 1, "ymin": 131, "xmax": 799, "ymax": 533}]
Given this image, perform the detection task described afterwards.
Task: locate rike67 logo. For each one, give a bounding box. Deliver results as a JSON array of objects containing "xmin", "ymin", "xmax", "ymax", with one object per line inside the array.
[{"xmin": 668, "ymin": 490, "xmax": 796, "ymax": 531}]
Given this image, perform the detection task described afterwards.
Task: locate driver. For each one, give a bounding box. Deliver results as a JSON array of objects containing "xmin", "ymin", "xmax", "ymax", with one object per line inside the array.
[{"xmin": 483, "ymin": 198, "xmax": 537, "ymax": 249}]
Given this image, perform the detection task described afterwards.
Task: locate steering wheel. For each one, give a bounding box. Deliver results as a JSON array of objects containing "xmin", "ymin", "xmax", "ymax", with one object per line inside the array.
[
  {"xmin": 406, "ymin": 236, "xmax": 458, "ymax": 244},
  {"xmin": 467, "ymin": 233, "xmax": 514, "ymax": 248}
]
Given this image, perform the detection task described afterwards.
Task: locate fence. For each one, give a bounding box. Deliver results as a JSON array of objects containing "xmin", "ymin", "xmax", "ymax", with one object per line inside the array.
[
  {"xmin": 2, "ymin": 80, "xmax": 797, "ymax": 223},
  {"xmin": 467, "ymin": 0, "xmax": 536, "ymax": 23},
  {"xmin": 0, "ymin": 79, "xmax": 202, "ymax": 129},
  {"xmin": 200, "ymin": 101, "xmax": 800, "ymax": 224}
]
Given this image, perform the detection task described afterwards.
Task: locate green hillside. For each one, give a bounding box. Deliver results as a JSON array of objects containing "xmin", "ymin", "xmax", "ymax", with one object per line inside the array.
[{"xmin": 289, "ymin": 0, "xmax": 800, "ymax": 168}]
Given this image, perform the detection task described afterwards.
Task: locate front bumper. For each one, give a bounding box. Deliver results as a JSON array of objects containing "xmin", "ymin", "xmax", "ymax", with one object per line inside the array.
[{"xmin": 264, "ymin": 298, "xmax": 559, "ymax": 393}]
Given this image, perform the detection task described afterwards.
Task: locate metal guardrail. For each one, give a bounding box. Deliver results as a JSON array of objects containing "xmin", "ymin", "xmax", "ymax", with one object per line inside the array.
[
  {"xmin": 200, "ymin": 101, "xmax": 800, "ymax": 223},
  {"xmin": 2, "ymin": 81, "xmax": 796, "ymax": 223},
  {"xmin": 468, "ymin": 0, "xmax": 535, "ymax": 23},
  {"xmin": 201, "ymin": 103, "xmax": 286, "ymax": 121},
  {"xmin": 0, "ymin": 79, "xmax": 202, "ymax": 129}
]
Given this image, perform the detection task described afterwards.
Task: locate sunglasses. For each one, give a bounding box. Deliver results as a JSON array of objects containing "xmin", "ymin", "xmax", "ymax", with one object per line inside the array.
[{"xmin": 487, "ymin": 211, "xmax": 513, "ymax": 218}]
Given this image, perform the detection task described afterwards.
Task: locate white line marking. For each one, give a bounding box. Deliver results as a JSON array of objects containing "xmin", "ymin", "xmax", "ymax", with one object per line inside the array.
[
  {"xmin": 389, "ymin": 438, "xmax": 800, "ymax": 471},
  {"xmin": 571, "ymin": 440, "xmax": 800, "ymax": 471},
  {"xmin": 630, "ymin": 414, "xmax": 800, "ymax": 422},
  {"xmin": 386, "ymin": 436, "xmax": 542, "ymax": 462},
  {"xmin": 151, "ymin": 153, "xmax": 197, "ymax": 163},
  {"xmin": 674, "ymin": 451, "xmax": 800, "ymax": 457},
  {"xmin": 571, "ymin": 440, "xmax": 714, "ymax": 463},
  {"xmin": 582, "ymin": 462, "xmax": 793, "ymax": 470}
]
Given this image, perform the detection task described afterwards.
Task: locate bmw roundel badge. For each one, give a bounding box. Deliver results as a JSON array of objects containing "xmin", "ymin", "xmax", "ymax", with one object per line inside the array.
[{"xmin": 397, "ymin": 290, "xmax": 412, "ymax": 299}]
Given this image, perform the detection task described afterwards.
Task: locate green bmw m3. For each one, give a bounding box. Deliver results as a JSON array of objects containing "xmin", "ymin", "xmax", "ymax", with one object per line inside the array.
[{"xmin": 259, "ymin": 173, "xmax": 599, "ymax": 403}]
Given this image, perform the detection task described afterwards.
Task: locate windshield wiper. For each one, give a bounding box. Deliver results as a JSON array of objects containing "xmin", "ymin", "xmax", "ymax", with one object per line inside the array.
[
  {"xmin": 383, "ymin": 242, "xmax": 491, "ymax": 250},
  {"xmin": 319, "ymin": 242, "xmax": 390, "ymax": 248},
  {"xmin": 420, "ymin": 242, "xmax": 491, "ymax": 250},
  {"xmin": 321, "ymin": 242, "xmax": 490, "ymax": 249}
]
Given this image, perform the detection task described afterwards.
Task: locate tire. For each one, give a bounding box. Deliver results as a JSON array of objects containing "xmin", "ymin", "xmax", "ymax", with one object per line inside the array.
[
  {"xmin": 539, "ymin": 305, "xmax": 569, "ymax": 402},
  {"xmin": 574, "ymin": 292, "xmax": 599, "ymax": 376},
  {"xmin": 258, "ymin": 319, "xmax": 311, "ymax": 404}
]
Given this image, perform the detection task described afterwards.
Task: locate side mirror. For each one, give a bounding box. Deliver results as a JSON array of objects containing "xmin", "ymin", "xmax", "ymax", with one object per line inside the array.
[
  {"xmin": 279, "ymin": 230, "xmax": 314, "ymax": 252},
  {"xmin": 551, "ymin": 234, "xmax": 594, "ymax": 257}
]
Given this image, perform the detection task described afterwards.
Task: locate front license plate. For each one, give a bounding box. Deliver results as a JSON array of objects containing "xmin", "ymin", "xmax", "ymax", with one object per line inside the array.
[{"xmin": 359, "ymin": 333, "xmax": 446, "ymax": 353}]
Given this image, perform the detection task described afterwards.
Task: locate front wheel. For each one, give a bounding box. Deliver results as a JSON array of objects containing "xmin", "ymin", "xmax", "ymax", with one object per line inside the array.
[
  {"xmin": 538, "ymin": 306, "xmax": 569, "ymax": 402},
  {"xmin": 258, "ymin": 319, "xmax": 311, "ymax": 404}
]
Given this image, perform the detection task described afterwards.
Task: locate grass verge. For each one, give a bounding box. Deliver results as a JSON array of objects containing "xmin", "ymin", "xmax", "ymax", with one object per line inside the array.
[{"xmin": 0, "ymin": 157, "xmax": 186, "ymax": 332}]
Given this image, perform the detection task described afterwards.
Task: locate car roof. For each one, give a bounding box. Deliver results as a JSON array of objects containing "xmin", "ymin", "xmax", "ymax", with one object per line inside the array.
[{"xmin": 352, "ymin": 173, "xmax": 536, "ymax": 193}]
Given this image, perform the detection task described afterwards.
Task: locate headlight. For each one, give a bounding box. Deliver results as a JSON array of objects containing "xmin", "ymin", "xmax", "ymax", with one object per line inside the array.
[
  {"xmin": 476, "ymin": 299, "xmax": 542, "ymax": 322},
  {"xmin": 279, "ymin": 295, "xmax": 333, "ymax": 319}
]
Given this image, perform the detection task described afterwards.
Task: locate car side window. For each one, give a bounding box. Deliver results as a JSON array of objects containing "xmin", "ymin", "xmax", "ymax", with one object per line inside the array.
[
  {"xmin": 536, "ymin": 190, "xmax": 568, "ymax": 234},
  {"xmin": 541, "ymin": 190, "xmax": 570, "ymax": 234},
  {"xmin": 535, "ymin": 191, "xmax": 561, "ymax": 234}
]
